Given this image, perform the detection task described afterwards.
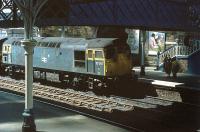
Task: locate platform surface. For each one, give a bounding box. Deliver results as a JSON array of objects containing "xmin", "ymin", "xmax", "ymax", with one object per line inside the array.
[
  {"xmin": 133, "ymin": 66, "xmax": 200, "ymax": 90},
  {"xmin": 0, "ymin": 91, "xmax": 129, "ymax": 132}
]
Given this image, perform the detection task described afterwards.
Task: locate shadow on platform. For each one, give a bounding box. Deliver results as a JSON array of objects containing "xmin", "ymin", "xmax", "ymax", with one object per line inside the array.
[{"xmin": 0, "ymin": 101, "xmax": 76, "ymax": 124}]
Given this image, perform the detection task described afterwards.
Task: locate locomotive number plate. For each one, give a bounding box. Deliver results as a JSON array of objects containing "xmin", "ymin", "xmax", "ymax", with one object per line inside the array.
[{"xmin": 95, "ymin": 61, "xmax": 104, "ymax": 66}]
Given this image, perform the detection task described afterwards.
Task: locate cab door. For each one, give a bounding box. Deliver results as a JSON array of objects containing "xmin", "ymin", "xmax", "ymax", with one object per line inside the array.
[
  {"xmin": 87, "ymin": 49, "xmax": 95, "ymax": 73},
  {"xmin": 94, "ymin": 50, "xmax": 105, "ymax": 76}
]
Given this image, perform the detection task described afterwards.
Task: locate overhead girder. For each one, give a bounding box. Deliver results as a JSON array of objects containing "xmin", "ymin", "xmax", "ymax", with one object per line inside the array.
[
  {"xmin": 0, "ymin": 1, "xmax": 2, "ymax": 8},
  {"xmin": 70, "ymin": 0, "xmax": 106, "ymax": 4},
  {"xmin": 0, "ymin": 0, "xmax": 22, "ymax": 28}
]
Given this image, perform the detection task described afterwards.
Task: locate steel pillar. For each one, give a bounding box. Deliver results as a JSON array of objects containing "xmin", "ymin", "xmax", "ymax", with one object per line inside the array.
[
  {"xmin": 61, "ymin": 26, "xmax": 65, "ymax": 37},
  {"xmin": 156, "ymin": 51, "xmax": 160, "ymax": 70},
  {"xmin": 140, "ymin": 30, "xmax": 145, "ymax": 76},
  {"xmin": 22, "ymin": 39, "xmax": 36, "ymax": 132}
]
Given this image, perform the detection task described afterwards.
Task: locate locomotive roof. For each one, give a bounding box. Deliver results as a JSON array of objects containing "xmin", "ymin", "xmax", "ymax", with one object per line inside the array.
[
  {"xmin": 4, "ymin": 37, "xmax": 21, "ymax": 42},
  {"xmin": 36, "ymin": 37, "xmax": 87, "ymax": 49},
  {"xmin": 87, "ymin": 38, "xmax": 118, "ymax": 48},
  {"xmin": 37, "ymin": 37, "xmax": 117, "ymax": 48},
  {"xmin": 4, "ymin": 37, "xmax": 118, "ymax": 49}
]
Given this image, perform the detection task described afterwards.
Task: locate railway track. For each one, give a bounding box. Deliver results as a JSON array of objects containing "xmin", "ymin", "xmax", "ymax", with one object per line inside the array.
[
  {"xmin": 0, "ymin": 76, "xmax": 199, "ymax": 115},
  {"xmin": 0, "ymin": 76, "xmax": 143, "ymax": 131},
  {"xmin": 0, "ymin": 76, "xmax": 134, "ymax": 113},
  {"xmin": 0, "ymin": 76, "xmax": 199, "ymax": 132}
]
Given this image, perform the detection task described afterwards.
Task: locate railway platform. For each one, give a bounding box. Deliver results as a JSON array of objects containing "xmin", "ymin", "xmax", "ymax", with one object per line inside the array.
[
  {"xmin": 133, "ymin": 66, "xmax": 200, "ymax": 90},
  {"xmin": 0, "ymin": 91, "xmax": 129, "ymax": 132}
]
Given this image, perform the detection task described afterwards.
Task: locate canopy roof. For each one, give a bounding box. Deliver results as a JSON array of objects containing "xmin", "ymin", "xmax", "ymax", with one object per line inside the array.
[
  {"xmin": 37, "ymin": 0, "xmax": 200, "ymax": 31},
  {"xmin": 0, "ymin": 0, "xmax": 200, "ymax": 31}
]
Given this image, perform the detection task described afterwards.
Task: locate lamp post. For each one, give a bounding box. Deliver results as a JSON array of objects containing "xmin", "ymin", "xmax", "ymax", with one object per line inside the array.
[{"xmin": 13, "ymin": 0, "xmax": 47, "ymax": 132}]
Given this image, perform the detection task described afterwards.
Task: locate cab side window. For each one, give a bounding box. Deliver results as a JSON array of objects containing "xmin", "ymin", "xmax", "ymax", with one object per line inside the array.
[
  {"xmin": 3, "ymin": 55, "xmax": 7, "ymax": 62},
  {"xmin": 74, "ymin": 50, "xmax": 85, "ymax": 68}
]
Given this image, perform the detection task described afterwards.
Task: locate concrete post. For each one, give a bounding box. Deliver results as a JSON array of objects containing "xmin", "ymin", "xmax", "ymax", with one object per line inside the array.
[{"xmin": 22, "ymin": 39, "xmax": 36, "ymax": 132}]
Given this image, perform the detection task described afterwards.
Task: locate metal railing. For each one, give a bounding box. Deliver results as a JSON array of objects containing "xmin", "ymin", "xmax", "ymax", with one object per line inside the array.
[{"xmin": 157, "ymin": 42, "xmax": 200, "ymax": 67}]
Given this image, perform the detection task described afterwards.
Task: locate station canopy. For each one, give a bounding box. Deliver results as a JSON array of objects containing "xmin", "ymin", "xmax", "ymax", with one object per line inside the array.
[
  {"xmin": 37, "ymin": 0, "xmax": 200, "ymax": 31},
  {"xmin": 1, "ymin": 0, "xmax": 200, "ymax": 31}
]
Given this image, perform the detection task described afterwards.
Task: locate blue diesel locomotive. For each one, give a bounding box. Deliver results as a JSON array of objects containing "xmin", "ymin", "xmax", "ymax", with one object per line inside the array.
[{"xmin": 1, "ymin": 37, "xmax": 132, "ymax": 90}]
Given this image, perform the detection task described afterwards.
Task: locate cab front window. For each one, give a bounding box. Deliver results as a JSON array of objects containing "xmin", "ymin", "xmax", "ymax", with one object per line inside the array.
[
  {"xmin": 88, "ymin": 50, "xmax": 93, "ymax": 58},
  {"xmin": 95, "ymin": 51, "xmax": 103, "ymax": 58},
  {"xmin": 7, "ymin": 46, "xmax": 10, "ymax": 52},
  {"xmin": 4, "ymin": 46, "xmax": 7, "ymax": 51},
  {"xmin": 3, "ymin": 45, "xmax": 11, "ymax": 53}
]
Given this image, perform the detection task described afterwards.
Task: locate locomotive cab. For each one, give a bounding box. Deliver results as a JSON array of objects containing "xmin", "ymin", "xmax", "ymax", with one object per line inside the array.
[
  {"xmin": 2, "ymin": 43, "xmax": 12, "ymax": 64},
  {"xmin": 86, "ymin": 38, "xmax": 132, "ymax": 77},
  {"xmin": 104, "ymin": 39, "xmax": 132, "ymax": 77}
]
